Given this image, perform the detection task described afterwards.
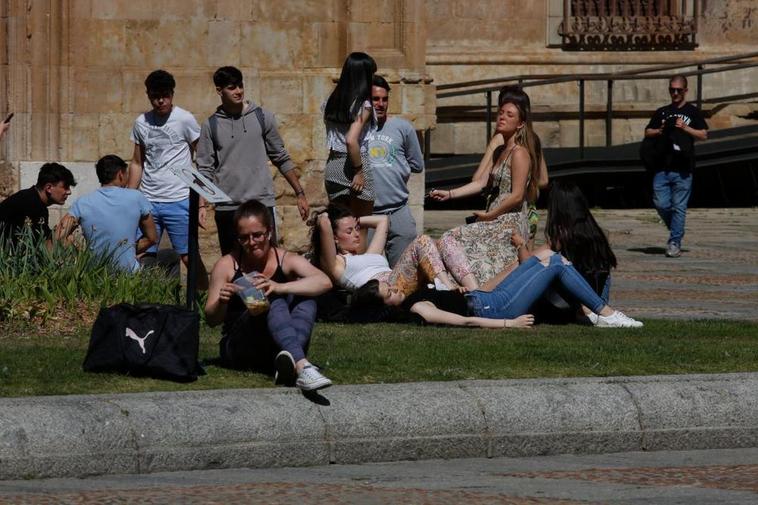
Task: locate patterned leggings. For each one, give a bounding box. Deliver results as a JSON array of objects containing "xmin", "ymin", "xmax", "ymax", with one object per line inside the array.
[
  {"xmin": 374, "ymin": 235, "xmax": 456, "ymax": 295},
  {"xmin": 436, "ymin": 233, "xmax": 472, "ymax": 284}
]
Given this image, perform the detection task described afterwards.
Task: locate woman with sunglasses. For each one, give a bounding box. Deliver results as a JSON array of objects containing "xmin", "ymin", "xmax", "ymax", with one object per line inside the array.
[{"xmin": 205, "ymin": 200, "xmax": 333, "ymax": 391}]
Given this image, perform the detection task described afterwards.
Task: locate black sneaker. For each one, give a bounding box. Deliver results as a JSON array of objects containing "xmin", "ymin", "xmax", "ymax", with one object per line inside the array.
[{"xmin": 274, "ymin": 350, "xmax": 296, "ymax": 387}]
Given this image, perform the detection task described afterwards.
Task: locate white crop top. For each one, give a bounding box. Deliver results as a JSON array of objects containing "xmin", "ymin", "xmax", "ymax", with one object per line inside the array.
[{"xmin": 340, "ymin": 253, "xmax": 391, "ymax": 290}]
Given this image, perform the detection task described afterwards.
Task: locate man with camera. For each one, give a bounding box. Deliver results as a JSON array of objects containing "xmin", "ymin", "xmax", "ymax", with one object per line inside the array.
[{"xmin": 644, "ymin": 75, "xmax": 708, "ymax": 258}]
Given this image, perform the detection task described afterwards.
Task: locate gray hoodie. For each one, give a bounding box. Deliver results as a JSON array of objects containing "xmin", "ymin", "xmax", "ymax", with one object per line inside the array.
[{"xmin": 196, "ymin": 102, "xmax": 294, "ymax": 210}]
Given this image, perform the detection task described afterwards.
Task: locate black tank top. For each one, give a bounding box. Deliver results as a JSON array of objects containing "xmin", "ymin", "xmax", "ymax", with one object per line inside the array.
[{"xmin": 223, "ymin": 248, "xmax": 288, "ymax": 331}]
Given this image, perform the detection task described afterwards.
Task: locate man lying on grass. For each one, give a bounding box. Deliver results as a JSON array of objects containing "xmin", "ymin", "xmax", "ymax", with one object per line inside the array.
[{"xmin": 352, "ymin": 246, "xmax": 643, "ymax": 329}]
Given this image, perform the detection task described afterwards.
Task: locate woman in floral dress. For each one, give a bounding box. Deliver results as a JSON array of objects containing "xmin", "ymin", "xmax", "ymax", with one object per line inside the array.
[{"xmin": 430, "ymin": 87, "xmax": 541, "ymax": 289}]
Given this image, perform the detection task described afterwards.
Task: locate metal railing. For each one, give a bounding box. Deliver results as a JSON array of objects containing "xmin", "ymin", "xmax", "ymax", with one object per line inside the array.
[{"xmin": 430, "ymin": 51, "xmax": 758, "ymax": 160}]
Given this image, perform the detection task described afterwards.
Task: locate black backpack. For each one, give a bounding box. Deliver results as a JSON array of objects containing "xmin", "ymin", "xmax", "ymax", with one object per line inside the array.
[{"xmin": 83, "ymin": 303, "xmax": 203, "ymax": 382}]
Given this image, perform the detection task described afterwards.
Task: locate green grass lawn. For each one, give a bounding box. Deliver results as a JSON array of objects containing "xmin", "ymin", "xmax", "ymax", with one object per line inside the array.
[{"xmin": 1, "ymin": 319, "xmax": 757, "ymax": 397}]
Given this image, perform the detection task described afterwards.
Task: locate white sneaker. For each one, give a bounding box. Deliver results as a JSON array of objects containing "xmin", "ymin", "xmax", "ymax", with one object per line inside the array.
[
  {"xmin": 296, "ymin": 365, "xmax": 332, "ymax": 391},
  {"xmin": 596, "ymin": 310, "xmax": 644, "ymax": 328},
  {"xmin": 587, "ymin": 312, "xmax": 599, "ymax": 325},
  {"xmin": 274, "ymin": 350, "xmax": 296, "ymax": 387}
]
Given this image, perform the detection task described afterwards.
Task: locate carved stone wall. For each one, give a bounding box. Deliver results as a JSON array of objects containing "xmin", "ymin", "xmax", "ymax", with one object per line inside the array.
[{"xmin": 0, "ymin": 0, "xmax": 433, "ymax": 258}]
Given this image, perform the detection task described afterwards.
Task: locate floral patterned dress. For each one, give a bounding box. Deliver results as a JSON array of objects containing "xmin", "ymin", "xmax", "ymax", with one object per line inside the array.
[{"xmin": 438, "ymin": 151, "xmax": 529, "ymax": 285}]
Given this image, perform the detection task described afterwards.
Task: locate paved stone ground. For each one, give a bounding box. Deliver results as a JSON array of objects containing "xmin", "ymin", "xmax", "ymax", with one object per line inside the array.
[
  {"xmin": 1, "ymin": 448, "xmax": 756, "ymax": 504},
  {"xmin": 425, "ymin": 208, "xmax": 758, "ymax": 321}
]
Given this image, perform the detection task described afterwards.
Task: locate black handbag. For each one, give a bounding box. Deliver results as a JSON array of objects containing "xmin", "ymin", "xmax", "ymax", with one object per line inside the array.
[{"xmin": 83, "ymin": 303, "xmax": 203, "ymax": 382}]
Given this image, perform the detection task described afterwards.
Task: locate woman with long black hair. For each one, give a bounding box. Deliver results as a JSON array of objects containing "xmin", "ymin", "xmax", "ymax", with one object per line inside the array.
[{"xmin": 323, "ymin": 52, "xmax": 377, "ymax": 219}]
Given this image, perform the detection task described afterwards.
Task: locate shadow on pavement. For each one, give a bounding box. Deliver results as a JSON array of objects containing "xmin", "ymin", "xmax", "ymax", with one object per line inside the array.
[{"xmin": 302, "ymin": 389, "xmax": 331, "ymax": 406}]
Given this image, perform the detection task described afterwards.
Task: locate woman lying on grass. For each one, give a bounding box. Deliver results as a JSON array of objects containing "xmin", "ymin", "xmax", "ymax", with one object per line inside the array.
[
  {"xmin": 352, "ymin": 247, "xmax": 643, "ymax": 329},
  {"xmin": 311, "ymin": 203, "xmax": 458, "ymax": 295}
]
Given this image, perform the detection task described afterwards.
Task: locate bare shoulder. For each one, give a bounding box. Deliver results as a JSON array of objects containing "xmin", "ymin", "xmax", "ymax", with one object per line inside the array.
[{"xmin": 211, "ymin": 254, "xmax": 236, "ymax": 277}]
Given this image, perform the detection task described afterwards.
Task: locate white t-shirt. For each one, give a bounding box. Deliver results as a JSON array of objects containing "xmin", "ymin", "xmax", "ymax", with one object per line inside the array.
[
  {"xmin": 130, "ymin": 105, "xmax": 201, "ymax": 202},
  {"xmin": 324, "ymin": 100, "xmax": 376, "ymax": 153}
]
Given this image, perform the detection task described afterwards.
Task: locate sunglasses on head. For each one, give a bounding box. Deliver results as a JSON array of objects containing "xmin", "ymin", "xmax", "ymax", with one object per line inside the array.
[{"xmin": 669, "ymin": 87, "xmax": 685, "ymax": 94}]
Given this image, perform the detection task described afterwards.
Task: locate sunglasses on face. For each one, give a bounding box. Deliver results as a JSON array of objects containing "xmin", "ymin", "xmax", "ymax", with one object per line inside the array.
[{"xmin": 669, "ymin": 87, "xmax": 686, "ymax": 94}]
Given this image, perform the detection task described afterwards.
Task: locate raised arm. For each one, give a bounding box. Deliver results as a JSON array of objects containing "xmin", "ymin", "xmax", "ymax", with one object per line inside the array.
[
  {"xmin": 358, "ymin": 214, "xmax": 389, "ymax": 254},
  {"xmin": 409, "ymin": 300, "xmax": 533, "ymax": 328},
  {"xmin": 317, "ymin": 213, "xmax": 340, "ymax": 279}
]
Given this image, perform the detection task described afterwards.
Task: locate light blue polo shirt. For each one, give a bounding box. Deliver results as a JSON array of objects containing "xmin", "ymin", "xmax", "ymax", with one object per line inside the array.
[{"xmin": 69, "ymin": 187, "xmax": 152, "ymax": 272}]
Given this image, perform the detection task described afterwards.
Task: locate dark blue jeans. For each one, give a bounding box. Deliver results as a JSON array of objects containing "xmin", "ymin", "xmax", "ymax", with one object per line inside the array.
[
  {"xmin": 466, "ymin": 254, "xmax": 606, "ymax": 319},
  {"xmin": 652, "ymin": 170, "xmax": 692, "ymax": 247},
  {"xmin": 220, "ymin": 295, "xmax": 316, "ymax": 372}
]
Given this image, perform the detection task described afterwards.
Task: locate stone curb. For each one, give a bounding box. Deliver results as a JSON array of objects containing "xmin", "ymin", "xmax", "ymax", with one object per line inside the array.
[{"xmin": 1, "ymin": 373, "xmax": 756, "ymax": 479}]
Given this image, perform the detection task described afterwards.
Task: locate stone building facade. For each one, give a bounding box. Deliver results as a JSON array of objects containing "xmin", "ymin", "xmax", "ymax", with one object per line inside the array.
[
  {"xmin": 2, "ymin": 0, "xmax": 756, "ymax": 257},
  {"xmin": 427, "ymin": 0, "xmax": 758, "ymax": 154},
  {"xmin": 0, "ymin": 0, "xmax": 433, "ymax": 255}
]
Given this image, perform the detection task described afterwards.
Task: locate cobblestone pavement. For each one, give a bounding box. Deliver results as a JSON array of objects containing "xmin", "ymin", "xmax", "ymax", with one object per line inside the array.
[
  {"xmin": 1, "ymin": 448, "xmax": 756, "ymax": 504},
  {"xmin": 425, "ymin": 208, "xmax": 758, "ymax": 321}
]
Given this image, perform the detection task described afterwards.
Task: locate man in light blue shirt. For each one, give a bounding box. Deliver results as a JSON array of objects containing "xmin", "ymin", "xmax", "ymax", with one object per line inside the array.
[
  {"xmin": 57, "ymin": 155, "xmax": 157, "ymax": 272},
  {"xmin": 367, "ymin": 75, "xmax": 425, "ymax": 266}
]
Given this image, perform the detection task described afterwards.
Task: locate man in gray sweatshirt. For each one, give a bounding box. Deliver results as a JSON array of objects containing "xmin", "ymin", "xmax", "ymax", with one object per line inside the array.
[
  {"xmin": 196, "ymin": 66, "xmax": 309, "ymax": 254},
  {"xmin": 367, "ymin": 75, "xmax": 425, "ymax": 267}
]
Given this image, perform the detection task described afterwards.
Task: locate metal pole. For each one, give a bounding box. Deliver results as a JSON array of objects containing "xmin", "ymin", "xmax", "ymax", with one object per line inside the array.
[
  {"xmin": 606, "ymin": 79, "xmax": 613, "ymax": 147},
  {"xmin": 486, "ymin": 90, "xmax": 493, "ymax": 143},
  {"xmin": 186, "ymin": 189, "xmax": 199, "ymax": 310},
  {"xmin": 696, "ymin": 64, "xmax": 703, "ymax": 110},
  {"xmin": 579, "ymin": 79, "xmax": 585, "ymax": 159}
]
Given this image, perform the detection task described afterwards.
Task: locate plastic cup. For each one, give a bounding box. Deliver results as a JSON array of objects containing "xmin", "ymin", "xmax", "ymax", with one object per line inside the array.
[{"xmin": 233, "ymin": 274, "xmax": 270, "ymax": 316}]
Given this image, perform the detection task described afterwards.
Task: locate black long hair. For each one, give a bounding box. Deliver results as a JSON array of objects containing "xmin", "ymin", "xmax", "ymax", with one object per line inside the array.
[
  {"xmin": 309, "ymin": 203, "xmax": 355, "ymax": 269},
  {"xmin": 544, "ymin": 180, "xmax": 617, "ymax": 274},
  {"xmin": 324, "ymin": 52, "xmax": 377, "ymax": 125}
]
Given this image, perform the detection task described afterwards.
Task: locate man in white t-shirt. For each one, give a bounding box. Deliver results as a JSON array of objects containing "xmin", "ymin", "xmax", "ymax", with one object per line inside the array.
[{"xmin": 128, "ymin": 69, "xmax": 208, "ymax": 288}]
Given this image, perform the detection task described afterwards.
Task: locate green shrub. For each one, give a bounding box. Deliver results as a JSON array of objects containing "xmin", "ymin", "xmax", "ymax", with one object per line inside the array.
[{"xmin": 0, "ymin": 225, "xmax": 179, "ymax": 323}]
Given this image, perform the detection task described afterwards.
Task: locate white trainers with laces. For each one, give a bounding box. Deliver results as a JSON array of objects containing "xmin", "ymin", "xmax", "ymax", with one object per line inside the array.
[
  {"xmin": 596, "ymin": 310, "xmax": 644, "ymax": 328},
  {"xmin": 296, "ymin": 365, "xmax": 332, "ymax": 391}
]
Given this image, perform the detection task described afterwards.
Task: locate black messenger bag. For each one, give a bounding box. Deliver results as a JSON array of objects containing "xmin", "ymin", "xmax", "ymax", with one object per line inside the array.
[{"xmin": 83, "ymin": 303, "xmax": 203, "ymax": 382}]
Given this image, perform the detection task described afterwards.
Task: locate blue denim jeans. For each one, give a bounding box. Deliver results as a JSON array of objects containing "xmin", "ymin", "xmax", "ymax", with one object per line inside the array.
[
  {"xmin": 652, "ymin": 170, "xmax": 692, "ymax": 247},
  {"xmin": 137, "ymin": 198, "xmax": 190, "ymax": 255},
  {"xmin": 466, "ymin": 254, "xmax": 606, "ymax": 319}
]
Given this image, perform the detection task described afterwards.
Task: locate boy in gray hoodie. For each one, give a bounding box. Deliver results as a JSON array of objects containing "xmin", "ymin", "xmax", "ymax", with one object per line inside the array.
[{"xmin": 196, "ymin": 66, "xmax": 309, "ymax": 254}]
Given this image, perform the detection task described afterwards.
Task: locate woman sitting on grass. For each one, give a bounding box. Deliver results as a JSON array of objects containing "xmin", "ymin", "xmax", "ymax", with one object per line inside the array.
[
  {"xmin": 542, "ymin": 180, "xmax": 617, "ymax": 322},
  {"xmin": 311, "ymin": 204, "xmax": 459, "ymax": 296},
  {"xmin": 352, "ymin": 246, "xmax": 643, "ymax": 329},
  {"xmin": 205, "ymin": 200, "xmax": 333, "ymax": 391}
]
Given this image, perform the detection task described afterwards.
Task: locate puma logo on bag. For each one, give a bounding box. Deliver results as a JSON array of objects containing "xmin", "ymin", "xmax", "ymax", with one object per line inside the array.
[{"xmin": 125, "ymin": 328, "xmax": 155, "ymax": 354}]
